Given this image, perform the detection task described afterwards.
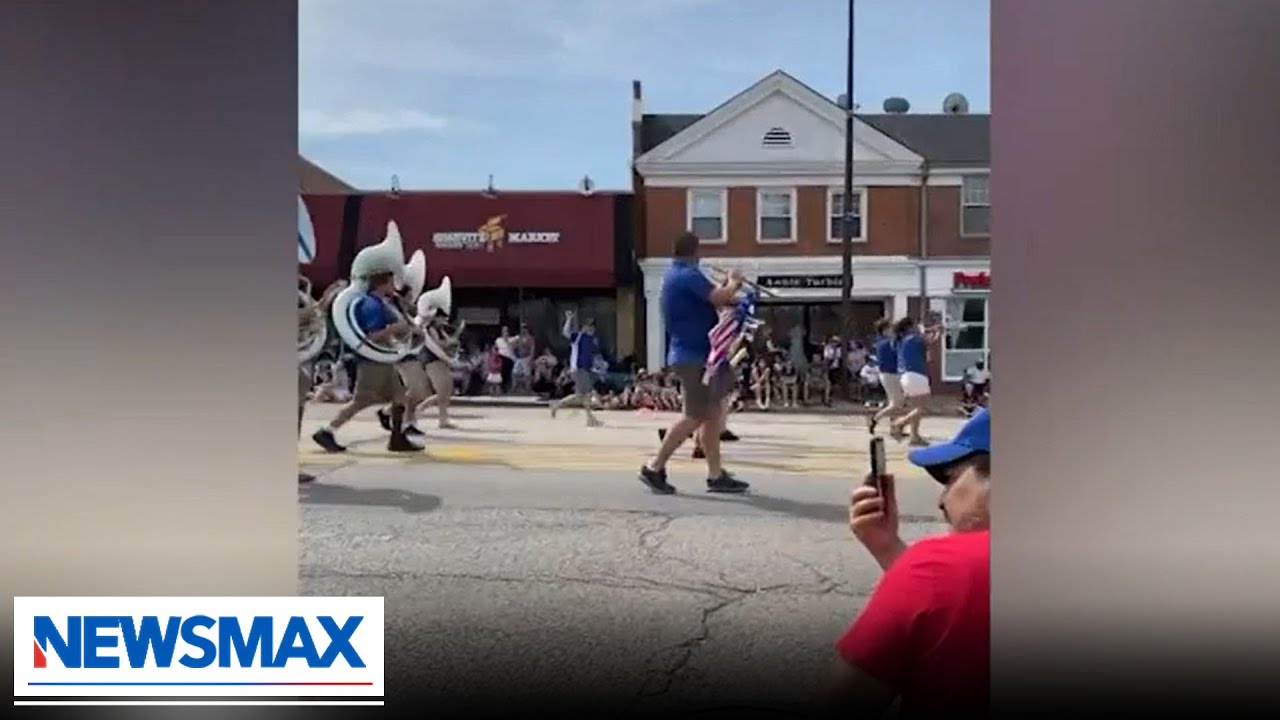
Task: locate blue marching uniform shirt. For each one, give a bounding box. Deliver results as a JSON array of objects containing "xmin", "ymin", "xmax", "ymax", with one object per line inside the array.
[
  {"xmin": 874, "ymin": 337, "xmax": 899, "ymax": 374},
  {"xmin": 661, "ymin": 259, "xmax": 717, "ymax": 366},
  {"xmin": 352, "ymin": 293, "xmax": 396, "ymax": 338},
  {"xmin": 568, "ymin": 330, "xmax": 597, "ymax": 371},
  {"xmin": 898, "ymin": 331, "xmax": 928, "ymax": 375}
]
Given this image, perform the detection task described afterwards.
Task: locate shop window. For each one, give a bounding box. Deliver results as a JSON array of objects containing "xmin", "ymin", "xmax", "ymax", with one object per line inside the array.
[{"xmin": 942, "ymin": 296, "xmax": 989, "ymax": 380}]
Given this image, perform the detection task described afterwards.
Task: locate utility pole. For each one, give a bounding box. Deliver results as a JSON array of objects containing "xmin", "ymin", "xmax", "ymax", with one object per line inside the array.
[{"xmin": 840, "ymin": 0, "xmax": 856, "ymax": 338}]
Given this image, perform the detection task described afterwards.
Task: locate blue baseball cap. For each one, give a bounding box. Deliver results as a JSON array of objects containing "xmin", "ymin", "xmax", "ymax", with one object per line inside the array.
[{"xmin": 907, "ymin": 408, "xmax": 990, "ymax": 481}]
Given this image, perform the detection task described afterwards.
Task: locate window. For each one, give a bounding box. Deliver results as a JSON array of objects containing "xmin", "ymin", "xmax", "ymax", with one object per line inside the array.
[
  {"xmin": 961, "ymin": 175, "xmax": 990, "ymax": 237},
  {"xmin": 827, "ymin": 189, "xmax": 865, "ymax": 242},
  {"xmin": 941, "ymin": 296, "xmax": 989, "ymax": 381},
  {"xmin": 757, "ymin": 189, "xmax": 795, "ymax": 243},
  {"xmin": 687, "ymin": 189, "xmax": 726, "ymax": 243}
]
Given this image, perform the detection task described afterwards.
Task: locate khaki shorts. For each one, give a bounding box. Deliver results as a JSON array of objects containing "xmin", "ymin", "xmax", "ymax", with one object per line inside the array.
[
  {"xmin": 573, "ymin": 369, "xmax": 594, "ymax": 400},
  {"xmin": 880, "ymin": 372, "xmax": 905, "ymax": 407},
  {"xmin": 424, "ymin": 360, "xmax": 453, "ymax": 396},
  {"xmin": 673, "ymin": 362, "xmax": 734, "ymax": 421},
  {"xmin": 395, "ymin": 359, "xmax": 429, "ymax": 399},
  {"xmin": 353, "ymin": 361, "xmax": 404, "ymax": 405}
]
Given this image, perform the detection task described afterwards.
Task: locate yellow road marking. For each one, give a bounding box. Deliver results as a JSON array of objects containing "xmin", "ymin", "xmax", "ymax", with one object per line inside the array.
[{"xmin": 298, "ymin": 441, "xmax": 926, "ymax": 477}]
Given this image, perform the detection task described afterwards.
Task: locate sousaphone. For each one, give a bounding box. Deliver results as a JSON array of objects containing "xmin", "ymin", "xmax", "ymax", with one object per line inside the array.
[
  {"xmin": 297, "ymin": 196, "xmax": 328, "ymax": 363},
  {"xmin": 392, "ymin": 249, "xmax": 428, "ymax": 357},
  {"xmin": 330, "ymin": 221, "xmax": 411, "ymax": 364},
  {"xmin": 416, "ymin": 276, "xmax": 452, "ymax": 320}
]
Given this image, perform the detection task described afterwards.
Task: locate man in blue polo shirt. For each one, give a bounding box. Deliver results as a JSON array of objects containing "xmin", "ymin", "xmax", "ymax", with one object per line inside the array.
[
  {"xmin": 639, "ymin": 232, "xmax": 750, "ymax": 495},
  {"xmin": 549, "ymin": 311, "xmax": 602, "ymax": 427},
  {"xmin": 312, "ymin": 271, "xmax": 421, "ymax": 453}
]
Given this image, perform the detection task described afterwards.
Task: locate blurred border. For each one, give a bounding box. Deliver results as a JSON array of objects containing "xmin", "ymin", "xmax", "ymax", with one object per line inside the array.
[{"xmin": 992, "ymin": 0, "xmax": 1280, "ymax": 710}]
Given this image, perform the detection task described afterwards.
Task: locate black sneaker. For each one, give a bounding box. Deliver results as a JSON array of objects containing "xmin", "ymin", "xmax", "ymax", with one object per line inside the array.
[
  {"xmin": 377, "ymin": 408, "xmax": 393, "ymax": 432},
  {"xmin": 311, "ymin": 428, "xmax": 346, "ymax": 453},
  {"xmin": 298, "ymin": 472, "xmax": 316, "ymax": 484},
  {"xmin": 404, "ymin": 425, "xmax": 424, "ymax": 437},
  {"xmin": 638, "ymin": 465, "xmax": 676, "ymax": 495},
  {"xmin": 387, "ymin": 434, "xmax": 423, "ymax": 453},
  {"xmin": 719, "ymin": 429, "xmax": 739, "ymax": 442},
  {"xmin": 707, "ymin": 471, "xmax": 749, "ymax": 494}
]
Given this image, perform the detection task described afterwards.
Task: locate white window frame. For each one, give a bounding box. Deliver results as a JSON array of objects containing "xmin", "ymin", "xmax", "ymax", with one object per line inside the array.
[
  {"xmin": 826, "ymin": 187, "xmax": 868, "ymax": 243},
  {"xmin": 686, "ymin": 188, "xmax": 728, "ymax": 244},
  {"xmin": 941, "ymin": 294, "xmax": 990, "ymax": 382},
  {"xmin": 755, "ymin": 188, "xmax": 797, "ymax": 244},
  {"xmin": 960, "ymin": 174, "xmax": 990, "ymax": 238}
]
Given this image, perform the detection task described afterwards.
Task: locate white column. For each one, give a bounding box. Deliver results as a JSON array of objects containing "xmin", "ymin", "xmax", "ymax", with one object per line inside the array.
[
  {"xmin": 644, "ymin": 283, "xmax": 665, "ymax": 371},
  {"xmin": 892, "ymin": 293, "xmax": 909, "ymax": 319}
]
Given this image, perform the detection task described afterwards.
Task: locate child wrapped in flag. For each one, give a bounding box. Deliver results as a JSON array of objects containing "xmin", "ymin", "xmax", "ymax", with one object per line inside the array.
[{"xmin": 702, "ymin": 286, "xmax": 763, "ymax": 385}]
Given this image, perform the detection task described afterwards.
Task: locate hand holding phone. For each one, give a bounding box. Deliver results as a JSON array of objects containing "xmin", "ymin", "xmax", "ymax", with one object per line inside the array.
[
  {"xmin": 867, "ymin": 436, "xmax": 887, "ymax": 496},
  {"xmin": 853, "ymin": 436, "xmax": 903, "ymax": 570}
]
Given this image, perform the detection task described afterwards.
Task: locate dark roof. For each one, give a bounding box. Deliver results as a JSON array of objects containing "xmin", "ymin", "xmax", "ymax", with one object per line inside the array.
[
  {"xmin": 639, "ymin": 111, "xmax": 989, "ymax": 166},
  {"xmin": 859, "ymin": 114, "xmax": 989, "ymax": 167},
  {"xmin": 298, "ymin": 155, "xmax": 357, "ymax": 193}
]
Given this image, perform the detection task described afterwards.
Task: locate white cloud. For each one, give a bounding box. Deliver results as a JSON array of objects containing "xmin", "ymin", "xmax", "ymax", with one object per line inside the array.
[{"xmin": 299, "ymin": 109, "xmax": 448, "ymax": 137}]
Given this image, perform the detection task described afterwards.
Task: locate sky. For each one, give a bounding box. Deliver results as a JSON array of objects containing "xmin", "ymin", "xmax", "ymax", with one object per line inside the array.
[{"xmin": 299, "ymin": 0, "xmax": 989, "ymax": 192}]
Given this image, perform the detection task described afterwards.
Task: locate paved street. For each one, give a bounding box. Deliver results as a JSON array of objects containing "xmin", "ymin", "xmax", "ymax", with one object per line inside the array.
[{"xmin": 299, "ymin": 405, "xmax": 961, "ymax": 715}]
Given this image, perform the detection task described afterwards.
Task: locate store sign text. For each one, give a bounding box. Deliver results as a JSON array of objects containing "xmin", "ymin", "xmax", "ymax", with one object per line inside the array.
[
  {"xmin": 952, "ymin": 271, "xmax": 991, "ymax": 292},
  {"xmin": 756, "ymin": 274, "xmax": 845, "ymax": 290}
]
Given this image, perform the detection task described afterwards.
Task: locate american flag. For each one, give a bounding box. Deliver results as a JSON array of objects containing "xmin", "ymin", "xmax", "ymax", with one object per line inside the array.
[{"xmin": 703, "ymin": 289, "xmax": 759, "ymax": 384}]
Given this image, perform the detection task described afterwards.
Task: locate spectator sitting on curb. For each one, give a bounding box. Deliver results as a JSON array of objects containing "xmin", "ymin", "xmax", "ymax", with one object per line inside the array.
[{"xmin": 816, "ymin": 408, "xmax": 991, "ymax": 718}]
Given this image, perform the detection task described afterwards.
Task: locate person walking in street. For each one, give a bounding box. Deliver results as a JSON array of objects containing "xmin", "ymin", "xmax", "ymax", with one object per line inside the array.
[
  {"xmin": 639, "ymin": 232, "xmax": 750, "ymax": 495},
  {"xmin": 548, "ymin": 311, "xmax": 602, "ymax": 428}
]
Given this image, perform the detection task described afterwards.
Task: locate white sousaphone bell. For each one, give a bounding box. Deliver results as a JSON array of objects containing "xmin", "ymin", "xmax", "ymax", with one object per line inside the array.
[
  {"xmin": 329, "ymin": 221, "xmax": 412, "ymax": 364},
  {"xmin": 297, "ymin": 196, "xmax": 329, "ymax": 364},
  {"xmin": 416, "ymin": 276, "xmax": 452, "ymax": 320},
  {"xmin": 392, "ymin": 249, "xmax": 429, "ymax": 357}
]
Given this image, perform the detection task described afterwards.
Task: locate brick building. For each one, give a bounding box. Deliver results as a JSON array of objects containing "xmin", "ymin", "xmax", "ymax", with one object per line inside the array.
[{"xmin": 631, "ymin": 70, "xmax": 991, "ymax": 386}]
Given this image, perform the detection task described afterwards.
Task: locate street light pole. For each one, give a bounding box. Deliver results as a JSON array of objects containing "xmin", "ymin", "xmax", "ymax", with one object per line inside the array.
[{"xmin": 840, "ymin": 0, "xmax": 856, "ymax": 338}]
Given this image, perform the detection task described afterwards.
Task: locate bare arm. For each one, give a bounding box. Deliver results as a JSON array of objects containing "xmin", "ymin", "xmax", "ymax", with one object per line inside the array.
[
  {"xmin": 707, "ymin": 276, "xmax": 744, "ymax": 306},
  {"xmin": 419, "ymin": 326, "xmax": 453, "ymax": 363},
  {"xmin": 561, "ymin": 315, "xmax": 575, "ymax": 339}
]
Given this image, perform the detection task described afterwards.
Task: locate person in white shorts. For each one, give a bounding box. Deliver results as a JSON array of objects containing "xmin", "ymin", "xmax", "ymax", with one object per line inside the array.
[
  {"xmin": 868, "ymin": 318, "xmax": 905, "ymax": 434},
  {"xmin": 890, "ymin": 317, "xmax": 933, "ymax": 446}
]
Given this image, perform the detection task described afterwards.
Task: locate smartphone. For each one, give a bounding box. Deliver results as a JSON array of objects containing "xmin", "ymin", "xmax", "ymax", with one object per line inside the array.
[{"xmin": 867, "ymin": 437, "xmax": 887, "ymax": 495}]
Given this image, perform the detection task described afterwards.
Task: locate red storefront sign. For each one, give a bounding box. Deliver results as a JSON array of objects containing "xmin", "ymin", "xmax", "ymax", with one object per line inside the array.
[
  {"xmin": 358, "ymin": 192, "xmax": 617, "ymax": 288},
  {"xmin": 952, "ymin": 271, "xmax": 991, "ymax": 292}
]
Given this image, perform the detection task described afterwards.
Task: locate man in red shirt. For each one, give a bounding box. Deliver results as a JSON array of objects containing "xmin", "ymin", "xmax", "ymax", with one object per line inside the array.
[{"xmin": 817, "ymin": 409, "xmax": 991, "ymax": 717}]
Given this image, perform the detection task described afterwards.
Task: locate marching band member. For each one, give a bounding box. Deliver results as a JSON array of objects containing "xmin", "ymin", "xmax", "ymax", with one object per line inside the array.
[
  {"xmin": 311, "ymin": 226, "xmax": 422, "ymax": 454},
  {"xmin": 414, "ymin": 286, "xmax": 465, "ymax": 429},
  {"xmin": 297, "ymin": 280, "xmax": 343, "ymax": 483},
  {"xmin": 548, "ymin": 310, "xmax": 603, "ymax": 428},
  {"xmin": 376, "ymin": 252, "xmax": 430, "ymax": 439},
  {"xmin": 639, "ymin": 232, "xmax": 750, "ymax": 495}
]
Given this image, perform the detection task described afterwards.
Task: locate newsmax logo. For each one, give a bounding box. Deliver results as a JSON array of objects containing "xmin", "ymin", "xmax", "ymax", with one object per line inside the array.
[{"xmin": 13, "ymin": 597, "xmax": 384, "ymax": 700}]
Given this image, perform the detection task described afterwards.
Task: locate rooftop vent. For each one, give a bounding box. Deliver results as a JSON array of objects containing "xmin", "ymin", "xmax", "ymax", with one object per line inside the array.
[
  {"xmin": 883, "ymin": 97, "xmax": 910, "ymax": 114},
  {"xmin": 943, "ymin": 93, "xmax": 970, "ymax": 114},
  {"xmin": 762, "ymin": 127, "xmax": 792, "ymax": 148}
]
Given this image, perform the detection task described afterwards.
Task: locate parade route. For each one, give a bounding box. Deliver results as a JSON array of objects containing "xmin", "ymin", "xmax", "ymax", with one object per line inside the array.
[{"xmin": 299, "ymin": 406, "xmax": 959, "ymax": 715}]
